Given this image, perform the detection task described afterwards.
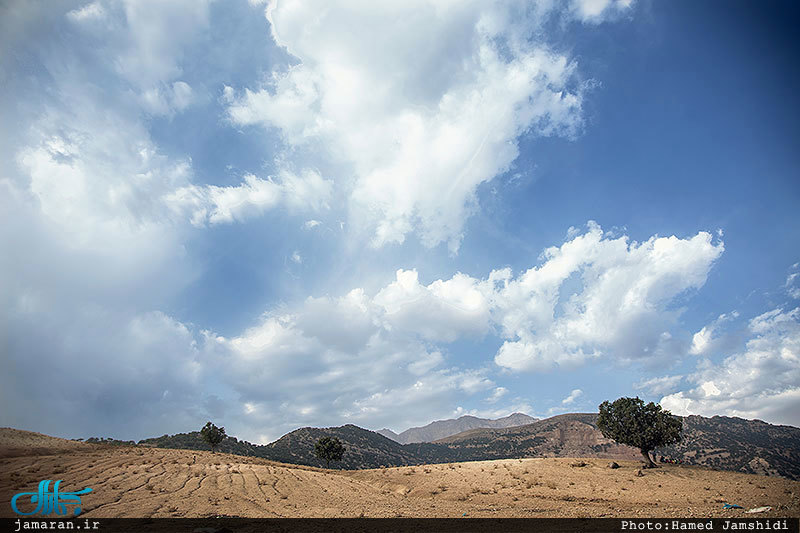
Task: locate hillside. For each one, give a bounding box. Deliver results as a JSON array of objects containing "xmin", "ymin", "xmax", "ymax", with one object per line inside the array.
[
  {"xmin": 138, "ymin": 431, "xmax": 264, "ymax": 457},
  {"xmin": 261, "ymin": 424, "xmax": 431, "ymax": 469},
  {"xmin": 2, "ymin": 433, "xmax": 798, "ymax": 518},
  {"xmin": 437, "ymin": 413, "xmax": 800, "ymax": 480},
  {"xmin": 0, "ymin": 427, "xmax": 90, "ymax": 458},
  {"xmin": 82, "ymin": 413, "xmax": 800, "ymax": 479},
  {"xmin": 380, "ymin": 413, "xmax": 537, "ymax": 444},
  {"xmin": 434, "ymin": 413, "xmax": 641, "ymax": 462},
  {"xmin": 657, "ymin": 415, "xmax": 800, "ymax": 480}
]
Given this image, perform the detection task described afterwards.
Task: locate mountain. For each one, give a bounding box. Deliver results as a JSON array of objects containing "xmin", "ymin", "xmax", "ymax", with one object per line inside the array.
[
  {"xmin": 434, "ymin": 413, "xmax": 800, "ymax": 480},
  {"xmin": 656, "ymin": 415, "xmax": 800, "ymax": 480},
  {"xmin": 432, "ymin": 413, "xmax": 641, "ymax": 462},
  {"xmin": 261, "ymin": 424, "xmax": 429, "ymax": 469},
  {"xmin": 107, "ymin": 413, "xmax": 800, "ymax": 479},
  {"xmin": 384, "ymin": 413, "xmax": 538, "ymax": 444},
  {"xmin": 376, "ymin": 428, "xmax": 400, "ymax": 441}
]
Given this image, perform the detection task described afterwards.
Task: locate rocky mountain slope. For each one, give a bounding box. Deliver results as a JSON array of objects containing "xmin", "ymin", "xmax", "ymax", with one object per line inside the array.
[
  {"xmin": 432, "ymin": 413, "xmax": 642, "ymax": 462},
  {"xmin": 104, "ymin": 413, "xmax": 800, "ymax": 479},
  {"xmin": 656, "ymin": 415, "xmax": 800, "ymax": 480},
  {"xmin": 378, "ymin": 413, "xmax": 537, "ymax": 444}
]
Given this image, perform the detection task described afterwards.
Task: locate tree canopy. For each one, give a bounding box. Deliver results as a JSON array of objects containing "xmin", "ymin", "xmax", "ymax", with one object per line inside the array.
[
  {"xmin": 597, "ymin": 397, "xmax": 682, "ymax": 468},
  {"xmin": 314, "ymin": 436, "xmax": 346, "ymax": 468},
  {"xmin": 200, "ymin": 421, "xmax": 226, "ymax": 453}
]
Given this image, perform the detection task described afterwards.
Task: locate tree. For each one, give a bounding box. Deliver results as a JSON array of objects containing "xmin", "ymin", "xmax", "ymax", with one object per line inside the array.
[
  {"xmin": 314, "ymin": 436, "xmax": 345, "ymax": 468},
  {"xmin": 597, "ymin": 397, "xmax": 682, "ymax": 468},
  {"xmin": 200, "ymin": 421, "xmax": 226, "ymax": 453}
]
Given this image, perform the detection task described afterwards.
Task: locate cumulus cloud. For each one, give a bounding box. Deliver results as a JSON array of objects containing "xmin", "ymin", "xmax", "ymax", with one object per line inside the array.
[
  {"xmin": 203, "ymin": 294, "xmax": 498, "ymax": 439},
  {"xmin": 488, "ymin": 223, "xmax": 724, "ymax": 371},
  {"xmin": 204, "ymin": 223, "xmax": 724, "ymax": 437},
  {"xmin": 661, "ymin": 307, "xmax": 800, "ymax": 427},
  {"xmin": 486, "ymin": 387, "xmax": 509, "ymax": 404},
  {"xmin": 689, "ymin": 311, "xmax": 739, "ymax": 355},
  {"xmin": 229, "ymin": 0, "xmax": 634, "ymax": 251},
  {"xmin": 561, "ymin": 388, "xmax": 583, "ymax": 405},
  {"xmin": 374, "ymin": 269, "xmax": 491, "ymax": 342}
]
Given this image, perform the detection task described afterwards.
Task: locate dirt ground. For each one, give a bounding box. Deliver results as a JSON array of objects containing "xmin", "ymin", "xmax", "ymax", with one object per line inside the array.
[{"xmin": 1, "ymin": 429, "xmax": 798, "ymax": 518}]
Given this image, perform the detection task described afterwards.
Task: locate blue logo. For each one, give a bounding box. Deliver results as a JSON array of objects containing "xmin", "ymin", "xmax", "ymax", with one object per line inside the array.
[{"xmin": 11, "ymin": 480, "xmax": 92, "ymax": 517}]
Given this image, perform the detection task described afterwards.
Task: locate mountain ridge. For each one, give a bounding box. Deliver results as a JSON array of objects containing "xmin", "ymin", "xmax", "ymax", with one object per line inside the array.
[
  {"xmin": 380, "ymin": 412, "xmax": 537, "ymax": 444},
  {"xmin": 91, "ymin": 413, "xmax": 800, "ymax": 479}
]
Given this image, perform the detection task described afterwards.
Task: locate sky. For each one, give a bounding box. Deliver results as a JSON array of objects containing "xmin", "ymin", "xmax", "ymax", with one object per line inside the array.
[{"xmin": 1, "ymin": 0, "xmax": 798, "ymax": 444}]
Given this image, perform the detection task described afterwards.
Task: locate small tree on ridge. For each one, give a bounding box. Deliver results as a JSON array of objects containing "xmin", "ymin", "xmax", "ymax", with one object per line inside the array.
[
  {"xmin": 200, "ymin": 421, "xmax": 226, "ymax": 453},
  {"xmin": 597, "ymin": 397, "xmax": 682, "ymax": 468},
  {"xmin": 314, "ymin": 436, "xmax": 345, "ymax": 468}
]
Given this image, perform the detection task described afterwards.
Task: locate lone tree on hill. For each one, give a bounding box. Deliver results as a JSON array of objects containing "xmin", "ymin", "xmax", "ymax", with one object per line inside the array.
[
  {"xmin": 314, "ymin": 436, "xmax": 345, "ymax": 468},
  {"xmin": 597, "ymin": 397, "xmax": 682, "ymax": 468},
  {"xmin": 200, "ymin": 421, "xmax": 226, "ymax": 453}
]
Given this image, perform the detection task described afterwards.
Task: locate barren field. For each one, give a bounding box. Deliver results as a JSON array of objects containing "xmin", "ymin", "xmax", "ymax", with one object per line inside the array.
[{"xmin": 1, "ymin": 429, "xmax": 798, "ymax": 518}]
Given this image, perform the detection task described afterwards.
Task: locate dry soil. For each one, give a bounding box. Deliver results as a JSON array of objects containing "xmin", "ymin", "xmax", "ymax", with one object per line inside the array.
[{"xmin": 1, "ymin": 429, "xmax": 797, "ymax": 518}]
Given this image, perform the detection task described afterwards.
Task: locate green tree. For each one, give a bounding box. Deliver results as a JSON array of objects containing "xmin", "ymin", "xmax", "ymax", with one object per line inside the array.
[
  {"xmin": 597, "ymin": 397, "xmax": 682, "ymax": 468},
  {"xmin": 200, "ymin": 421, "xmax": 226, "ymax": 453},
  {"xmin": 314, "ymin": 436, "xmax": 345, "ymax": 468}
]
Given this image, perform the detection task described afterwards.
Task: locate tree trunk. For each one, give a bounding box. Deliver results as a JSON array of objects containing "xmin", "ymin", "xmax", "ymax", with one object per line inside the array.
[{"xmin": 640, "ymin": 449, "xmax": 655, "ymax": 468}]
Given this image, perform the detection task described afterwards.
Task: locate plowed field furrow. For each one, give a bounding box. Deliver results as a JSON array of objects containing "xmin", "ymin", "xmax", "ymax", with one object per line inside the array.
[{"xmin": 1, "ymin": 440, "xmax": 798, "ymax": 519}]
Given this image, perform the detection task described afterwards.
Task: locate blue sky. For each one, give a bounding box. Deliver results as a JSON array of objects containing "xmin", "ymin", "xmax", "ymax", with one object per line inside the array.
[{"xmin": 1, "ymin": 0, "xmax": 798, "ymax": 444}]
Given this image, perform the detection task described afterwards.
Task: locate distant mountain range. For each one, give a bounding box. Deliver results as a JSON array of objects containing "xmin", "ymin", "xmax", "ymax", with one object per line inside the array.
[
  {"xmin": 377, "ymin": 413, "xmax": 537, "ymax": 444},
  {"xmin": 103, "ymin": 413, "xmax": 800, "ymax": 480}
]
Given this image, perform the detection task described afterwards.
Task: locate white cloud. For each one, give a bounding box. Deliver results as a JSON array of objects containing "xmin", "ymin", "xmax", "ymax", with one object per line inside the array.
[
  {"xmin": 67, "ymin": 2, "xmax": 106, "ymax": 22},
  {"xmin": 165, "ymin": 169, "xmax": 332, "ymax": 226},
  {"xmin": 139, "ymin": 80, "xmax": 196, "ymax": 116},
  {"xmin": 689, "ymin": 311, "xmax": 739, "ymax": 355},
  {"xmin": 489, "ymin": 223, "xmax": 724, "ymax": 371},
  {"xmin": 303, "ymin": 219, "xmax": 321, "ymax": 230},
  {"xmin": 228, "ymin": 1, "xmax": 633, "ymax": 251},
  {"xmin": 114, "ymin": 0, "xmax": 212, "ymax": 88},
  {"xmin": 65, "ymin": 0, "xmax": 212, "ymax": 115},
  {"xmin": 661, "ymin": 307, "xmax": 800, "ymax": 427},
  {"xmin": 786, "ymin": 269, "xmax": 800, "ymax": 299},
  {"xmin": 13, "ymin": 87, "xmax": 196, "ymax": 252},
  {"xmin": 374, "ymin": 269, "xmax": 491, "ymax": 342},
  {"xmin": 204, "ymin": 301, "xmax": 497, "ymax": 438},
  {"xmin": 570, "ymin": 0, "xmax": 635, "ymax": 23},
  {"xmin": 486, "ymin": 386, "xmax": 509, "ymax": 404},
  {"xmin": 634, "ymin": 375, "xmax": 684, "ymax": 396},
  {"xmin": 197, "ymin": 223, "xmax": 725, "ymax": 438},
  {"xmin": 561, "ymin": 388, "xmax": 583, "ymax": 405}
]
